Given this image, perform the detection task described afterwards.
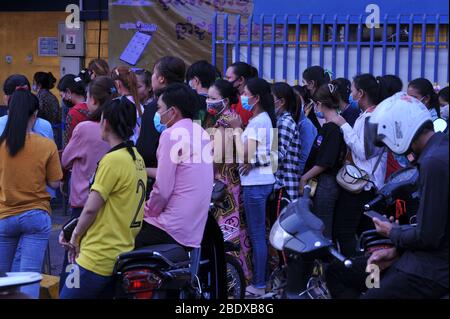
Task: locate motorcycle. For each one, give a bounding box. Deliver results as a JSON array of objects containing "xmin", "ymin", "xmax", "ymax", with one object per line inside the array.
[
  {"xmin": 268, "ymin": 166, "xmax": 422, "ymax": 299},
  {"xmin": 113, "ymin": 180, "xmax": 245, "ymax": 300},
  {"xmin": 113, "ymin": 211, "xmax": 227, "ymax": 299}
]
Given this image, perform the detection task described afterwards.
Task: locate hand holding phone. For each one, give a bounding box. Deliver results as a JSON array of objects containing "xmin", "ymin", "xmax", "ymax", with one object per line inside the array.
[
  {"xmin": 62, "ymin": 217, "xmax": 78, "ymax": 242},
  {"xmin": 364, "ymin": 210, "xmax": 391, "ymax": 223}
]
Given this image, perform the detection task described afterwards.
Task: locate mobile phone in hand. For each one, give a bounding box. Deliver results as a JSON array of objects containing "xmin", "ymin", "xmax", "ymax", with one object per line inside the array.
[
  {"xmin": 62, "ymin": 217, "xmax": 78, "ymax": 242},
  {"xmin": 364, "ymin": 210, "xmax": 391, "ymax": 223}
]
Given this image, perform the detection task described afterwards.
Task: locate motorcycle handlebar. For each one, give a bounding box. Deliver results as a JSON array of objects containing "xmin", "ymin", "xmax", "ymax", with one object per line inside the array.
[
  {"xmin": 303, "ymin": 185, "xmax": 312, "ymax": 198},
  {"xmin": 327, "ymin": 247, "xmax": 352, "ymax": 268},
  {"xmin": 364, "ymin": 194, "xmax": 384, "ymax": 211}
]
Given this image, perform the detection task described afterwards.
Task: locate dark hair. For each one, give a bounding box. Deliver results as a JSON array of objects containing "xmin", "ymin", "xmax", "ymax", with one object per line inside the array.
[
  {"xmin": 302, "ymin": 66, "xmax": 331, "ymax": 92},
  {"xmin": 135, "ymin": 69, "xmax": 153, "ymax": 101},
  {"xmin": 412, "ymin": 120, "xmax": 435, "ymax": 146},
  {"xmin": 229, "ymin": 62, "xmax": 258, "ymax": 81},
  {"xmin": 186, "ymin": 60, "xmax": 217, "ymax": 88},
  {"xmin": 88, "ymin": 58, "xmax": 110, "ymax": 77},
  {"xmin": 3, "ymin": 74, "xmax": 30, "ymax": 96},
  {"xmin": 246, "ymin": 78, "xmax": 276, "ymax": 128},
  {"xmin": 111, "ymin": 66, "xmax": 141, "ymax": 117},
  {"xmin": 313, "ymin": 83, "xmax": 341, "ymax": 110},
  {"xmin": 57, "ymin": 73, "xmax": 87, "ymax": 97},
  {"xmin": 33, "ymin": 72, "xmax": 57, "ymax": 90},
  {"xmin": 331, "ymin": 78, "xmax": 351, "ymax": 104},
  {"xmin": 438, "ymin": 86, "xmax": 449, "ymax": 103},
  {"xmin": 154, "ymin": 56, "xmax": 186, "ymax": 85},
  {"xmin": 160, "ymin": 83, "xmax": 198, "ymax": 120},
  {"xmin": 102, "ymin": 96, "xmax": 137, "ymax": 160},
  {"xmin": 292, "ymin": 85, "xmax": 311, "ymax": 105},
  {"xmin": 0, "ymin": 90, "xmax": 39, "ymax": 156},
  {"xmin": 271, "ymin": 82, "xmax": 299, "ymax": 121},
  {"xmin": 382, "ymin": 75, "xmax": 403, "ymax": 97},
  {"xmin": 88, "ymin": 76, "xmax": 118, "ymax": 121},
  {"xmin": 353, "ymin": 74, "xmax": 388, "ymax": 105},
  {"xmin": 135, "ymin": 69, "xmax": 152, "ymax": 88},
  {"xmin": 211, "ymin": 79, "xmax": 239, "ymax": 105},
  {"xmin": 408, "ymin": 78, "xmax": 440, "ymax": 117}
]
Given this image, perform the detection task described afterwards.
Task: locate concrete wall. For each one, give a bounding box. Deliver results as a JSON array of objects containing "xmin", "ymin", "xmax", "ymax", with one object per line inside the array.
[{"xmin": 0, "ymin": 11, "xmax": 108, "ymax": 102}]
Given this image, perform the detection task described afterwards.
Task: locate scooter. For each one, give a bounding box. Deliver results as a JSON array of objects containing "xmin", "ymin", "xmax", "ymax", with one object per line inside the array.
[
  {"xmin": 268, "ymin": 184, "xmax": 352, "ymax": 299},
  {"xmin": 113, "ymin": 211, "xmax": 227, "ymax": 299},
  {"xmin": 112, "ymin": 182, "xmax": 234, "ymax": 300},
  {"xmin": 268, "ymin": 166, "xmax": 423, "ymax": 299}
]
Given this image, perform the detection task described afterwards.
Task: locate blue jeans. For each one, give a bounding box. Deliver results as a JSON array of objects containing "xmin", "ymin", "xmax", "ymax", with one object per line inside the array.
[
  {"xmin": 60, "ymin": 263, "xmax": 114, "ymax": 299},
  {"xmin": 243, "ymin": 184, "xmax": 274, "ymax": 288},
  {"xmin": 0, "ymin": 209, "xmax": 51, "ymax": 298}
]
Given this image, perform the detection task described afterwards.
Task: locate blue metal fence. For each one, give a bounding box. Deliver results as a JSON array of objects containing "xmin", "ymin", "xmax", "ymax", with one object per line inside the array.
[{"xmin": 212, "ymin": 13, "xmax": 449, "ymax": 86}]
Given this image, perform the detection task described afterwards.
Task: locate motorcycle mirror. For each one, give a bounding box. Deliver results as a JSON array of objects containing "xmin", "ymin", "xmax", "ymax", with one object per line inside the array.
[{"xmin": 433, "ymin": 118, "xmax": 448, "ymax": 133}]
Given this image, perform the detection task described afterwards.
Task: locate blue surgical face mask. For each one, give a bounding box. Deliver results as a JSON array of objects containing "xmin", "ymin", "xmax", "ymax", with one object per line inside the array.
[
  {"xmin": 241, "ymin": 95, "xmax": 254, "ymax": 111},
  {"xmin": 315, "ymin": 111, "xmax": 325, "ymax": 119},
  {"xmin": 314, "ymin": 102, "xmax": 325, "ymax": 119},
  {"xmin": 153, "ymin": 111, "xmax": 167, "ymax": 133}
]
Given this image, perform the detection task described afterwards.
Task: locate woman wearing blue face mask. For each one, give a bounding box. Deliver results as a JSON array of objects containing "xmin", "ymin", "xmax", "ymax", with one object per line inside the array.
[
  {"xmin": 225, "ymin": 78, "xmax": 276, "ymax": 298},
  {"xmin": 293, "ymin": 83, "xmax": 347, "ymax": 294},
  {"xmin": 329, "ymin": 74, "xmax": 389, "ymax": 257}
]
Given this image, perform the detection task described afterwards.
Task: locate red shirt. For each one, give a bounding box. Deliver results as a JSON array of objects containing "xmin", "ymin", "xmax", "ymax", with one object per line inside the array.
[
  {"xmin": 64, "ymin": 102, "xmax": 90, "ymax": 146},
  {"xmin": 231, "ymin": 96, "xmax": 253, "ymax": 127}
]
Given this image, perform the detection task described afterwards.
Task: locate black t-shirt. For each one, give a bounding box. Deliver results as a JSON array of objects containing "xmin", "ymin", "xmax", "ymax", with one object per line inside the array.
[
  {"xmin": 136, "ymin": 100, "xmax": 160, "ymax": 168},
  {"xmin": 304, "ymin": 122, "xmax": 346, "ymax": 175},
  {"xmin": 341, "ymin": 102, "xmax": 361, "ymax": 127}
]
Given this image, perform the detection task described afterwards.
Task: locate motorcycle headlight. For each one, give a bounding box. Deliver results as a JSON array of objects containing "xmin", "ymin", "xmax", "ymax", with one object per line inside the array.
[{"xmin": 269, "ymin": 219, "xmax": 293, "ymax": 251}]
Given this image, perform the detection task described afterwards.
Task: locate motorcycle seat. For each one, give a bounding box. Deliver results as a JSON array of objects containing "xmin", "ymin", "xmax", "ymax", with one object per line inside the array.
[{"xmin": 118, "ymin": 244, "xmax": 190, "ymax": 265}]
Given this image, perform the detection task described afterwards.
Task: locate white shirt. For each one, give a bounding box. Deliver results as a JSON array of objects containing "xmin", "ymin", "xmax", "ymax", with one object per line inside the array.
[
  {"xmin": 125, "ymin": 95, "xmax": 144, "ymax": 144},
  {"xmin": 240, "ymin": 112, "xmax": 276, "ymax": 186},
  {"xmin": 340, "ymin": 109, "xmax": 387, "ymax": 191},
  {"xmin": 441, "ymin": 105, "xmax": 449, "ymax": 121}
]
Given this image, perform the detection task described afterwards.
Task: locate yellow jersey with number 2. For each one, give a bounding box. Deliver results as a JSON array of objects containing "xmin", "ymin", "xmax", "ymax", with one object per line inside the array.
[{"xmin": 76, "ymin": 146, "xmax": 147, "ymax": 276}]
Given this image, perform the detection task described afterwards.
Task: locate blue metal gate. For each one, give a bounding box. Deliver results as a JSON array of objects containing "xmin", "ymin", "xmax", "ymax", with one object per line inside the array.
[{"xmin": 212, "ymin": 13, "xmax": 449, "ymax": 86}]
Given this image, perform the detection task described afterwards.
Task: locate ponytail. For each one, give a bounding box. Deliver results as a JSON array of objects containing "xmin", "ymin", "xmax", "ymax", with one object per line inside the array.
[
  {"xmin": 3, "ymin": 74, "xmax": 30, "ymax": 96},
  {"xmin": 0, "ymin": 89, "xmax": 39, "ymax": 156},
  {"xmin": 408, "ymin": 78, "xmax": 440, "ymax": 117},
  {"xmin": 33, "ymin": 72, "xmax": 57, "ymax": 90},
  {"xmin": 102, "ymin": 96, "xmax": 137, "ymax": 160},
  {"xmin": 88, "ymin": 76, "xmax": 118, "ymax": 122},
  {"xmin": 111, "ymin": 66, "xmax": 142, "ymax": 117},
  {"xmin": 246, "ymin": 78, "xmax": 276, "ymax": 128},
  {"xmin": 303, "ymin": 66, "xmax": 331, "ymax": 93},
  {"xmin": 331, "ymin": 78, "xmax": 351, "ymax": 104},
  {"xmin": 271, "ymin": 82, "xmax": 298, "ymax": 121},
  {"xmin": 353, "ymin": 73, "xmax": 388, "ymax": 105},
  {"xmin": 313, "ymin": 83, "xmax": 341, "ymax": 110},
  {"xmin": 230, "ymin": 62, "xmax": 259, "ymax": 82}
]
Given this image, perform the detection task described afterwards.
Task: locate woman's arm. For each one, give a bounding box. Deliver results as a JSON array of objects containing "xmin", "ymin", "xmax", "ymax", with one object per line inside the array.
[
  {"xmin": 331, "ymin": 114, "xmax": 366, "ymax": 161},
  {"xmin": 68, "ymin": 191, "xmax": 104, "ymax": 262},
  {"xmin": 61, "ymin": 125, "xmax": 82, "ymax": 170},
  {"xmin": 299, "ymin": 165, "xmax": 327, "ymax": 196}
]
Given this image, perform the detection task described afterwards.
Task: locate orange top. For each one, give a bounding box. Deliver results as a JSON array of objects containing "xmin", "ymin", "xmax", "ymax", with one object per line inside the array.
[{"xmin": 0, "ymin": 134, "xmax": 63, "ymax": 219}]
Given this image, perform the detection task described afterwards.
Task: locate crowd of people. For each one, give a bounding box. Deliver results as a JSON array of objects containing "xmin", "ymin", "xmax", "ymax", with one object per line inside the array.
[{"xmin": 0, "ymin": 56, "xmax": 448, "ymax": 299}]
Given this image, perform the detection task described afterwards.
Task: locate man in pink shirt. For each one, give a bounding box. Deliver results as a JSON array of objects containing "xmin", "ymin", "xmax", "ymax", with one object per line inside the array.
[{"xmin": 135, "ymin": 83, "xmax": 213, "ymax": 249}]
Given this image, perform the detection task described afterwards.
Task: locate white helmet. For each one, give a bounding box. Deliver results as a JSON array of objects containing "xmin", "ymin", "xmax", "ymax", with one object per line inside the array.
[{"xmin": 366, "ymin": 92, "xmax": 432, "ymax": 155}]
